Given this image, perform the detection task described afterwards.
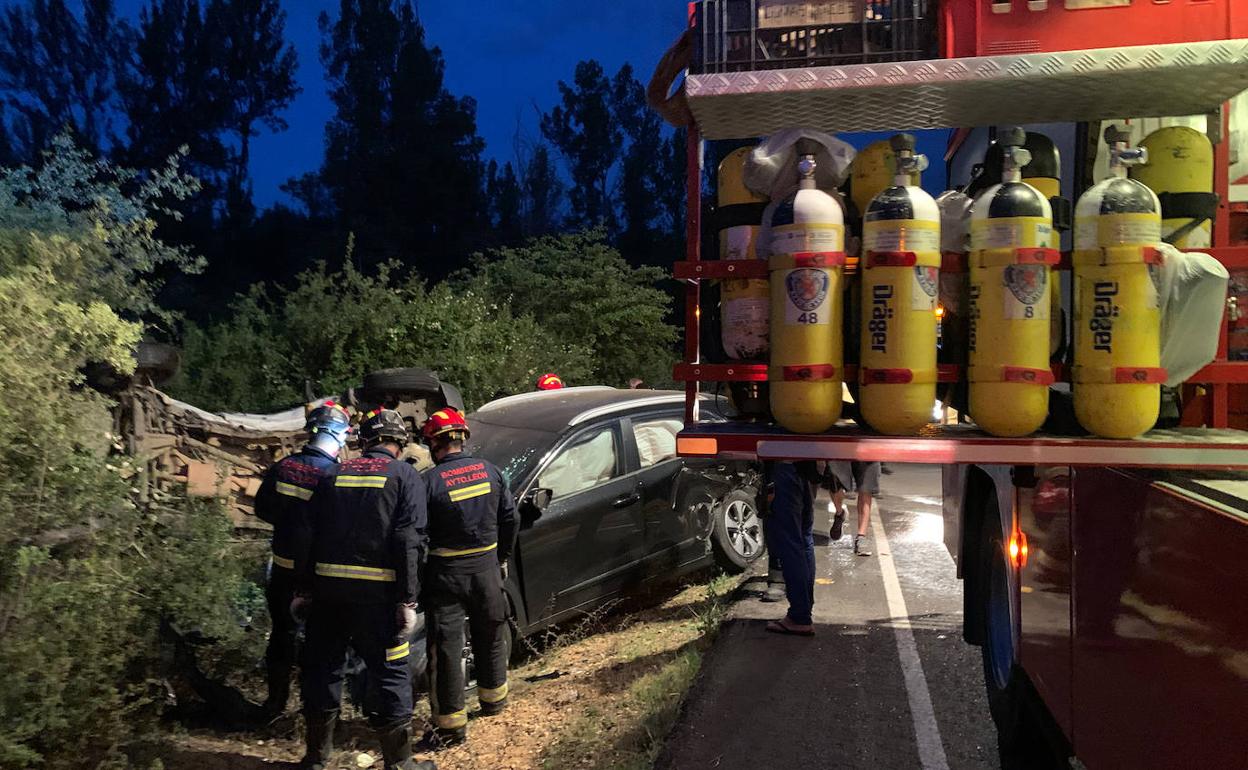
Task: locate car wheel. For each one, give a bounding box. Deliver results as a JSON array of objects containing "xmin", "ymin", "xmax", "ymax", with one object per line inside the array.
[
  {"xmin": 712, "ymin": 487, "xmax": 765, "ymax": 573},
  {"xmin": 362, "ymin": 367, "xmax": 441, "ymax": 398},
  {"xmin": 134, "ymin": 341, "xmax": 180, "ymax": 385}
]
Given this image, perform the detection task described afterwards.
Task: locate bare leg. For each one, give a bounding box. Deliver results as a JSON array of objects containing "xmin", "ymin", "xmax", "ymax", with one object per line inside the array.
[
  {"xmin": 853, "ymin": 492, "xmax": 873, "ymax": 556},
  {"xmin": 856, "ymin": 492, "xmax": 872, "ymax": 537}
]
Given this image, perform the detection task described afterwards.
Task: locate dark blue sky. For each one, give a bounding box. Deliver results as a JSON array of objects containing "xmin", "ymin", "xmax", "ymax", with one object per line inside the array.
[
  {"xmin": 148, "ymin": 0, "xmax": 687, "ymax": 207},
  {"xmin": 110, "ymin": 1, "xmax": 946, "ymax": 207}
]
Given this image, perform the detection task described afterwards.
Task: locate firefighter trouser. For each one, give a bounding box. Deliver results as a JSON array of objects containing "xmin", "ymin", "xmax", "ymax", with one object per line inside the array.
[
  {"xmin": 763, "ymin": 464, "xmax": 816, "ymax": 626},
  {"xmin": 264, "ymin": 566, "xmax": 299, "ymax": 709},
  {"xmin": 425, "ymin": 563, "xmax": 509, "ymax": 730},
  {"xmin": 300, "ymin": 600, "xmax": 413, "ymax": 728}
]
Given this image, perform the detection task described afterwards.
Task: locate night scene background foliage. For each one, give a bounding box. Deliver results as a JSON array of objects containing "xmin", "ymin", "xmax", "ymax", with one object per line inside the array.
[{"xmin": 0, "ymin": 0, "xmax": 687, "ymax": 327}]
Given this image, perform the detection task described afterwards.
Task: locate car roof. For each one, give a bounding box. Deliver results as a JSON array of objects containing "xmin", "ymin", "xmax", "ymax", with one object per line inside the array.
[{"xmin": 470, "ymin": 387, "xmax": 705, "ymax": 433}]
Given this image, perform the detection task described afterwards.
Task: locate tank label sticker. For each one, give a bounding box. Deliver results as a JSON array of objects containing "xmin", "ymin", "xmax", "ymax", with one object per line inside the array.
[
  {"xmin": 1087, "ymin": 279, "xmax": 1120, "ymax": 354},
  {"xmin": 862, "ymin": 220, "xmax": 939, "ymax": 254},
  {"xmin": 1003, "ymin": 265, "xmax": 1049, "ymax": 320},
  {"xmin": 720, "ymin": 224, "xmax": 758, "ymax": 261},
  {"xmin": 770, "ymin": 223, "xmax": 844, "ymax": 254},
  {"xmin": 867, "ymin": 283, "xmax": 895, "ymax": 353},
  {"xmin": 968, "ymin": 283, "xmax": 981, "ymax": 353},
  {"xmin": 912, "ymin": 267, "xmax": 939, "ymax": 311},
  {"xmin": 1075, "ymin": 214, "xmax": 1161, "ymax": 249},
  {"xmin": 784, "ymin": 268, "xmax": 831, "ymax": 325},
  {"xmin": 971, "ymin": 217, "xmax": 1051, "ymax": 251}
]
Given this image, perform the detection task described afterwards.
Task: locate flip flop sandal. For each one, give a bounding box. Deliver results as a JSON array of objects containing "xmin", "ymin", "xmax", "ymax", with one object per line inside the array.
[{"xmin": 766, "ymin": 619, "xmax": 815, "ymax": 637}]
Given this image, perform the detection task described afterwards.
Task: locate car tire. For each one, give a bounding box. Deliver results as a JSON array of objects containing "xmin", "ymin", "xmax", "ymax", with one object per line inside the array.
[
  {"xmin": 134, "ymin": 341, "xmax": 180, "ymax": 385},
  {"xmin": 362, "ymin": 367, "xmax": 441, "ymax": 397},
  {"xmin": 976, "ymin": 502, "xmax": 1064, "ymax": 770},
  {"xmin": 712, "ymin": 487, "xmax": 765, "ymax": 573}
]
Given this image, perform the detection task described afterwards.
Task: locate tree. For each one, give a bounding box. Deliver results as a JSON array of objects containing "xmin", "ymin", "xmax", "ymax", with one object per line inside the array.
[
  {"xmin": 205, "ymin": 0, "xmax": 299, "ymax": 222},
  {"xmin": 121, "ymin": 0, "xmax": 229, "ymax": 188},
  {"xmin": 172, "ymin": 259, "xmax": 595, "ymax": 413},
  {"xmin": 0, "ymin": 136, "xmax": 253, "ymax": 769},
  {"xmin": 312, "ymin": 0, "xmax": 486, "ymax": 275},
  {"xmin": 540, "ymin": 60, "xmax": 620, "ymax": 231},
  {"xmin": 0, "ymin": 134, "xmax": 202, "ymax": 322},
  {"xmin": 0, "ymin": 0, "xmax": 131, "ymax": 161},
  {"xmin": 486, "ymin": 159, "xmax": 522, "ymax": 245},
  {"xmin": 520, "ymin": 142, "xmax": 563, "ymax": 238},
  {"xmin": 612, "ymin": 63, "xmax": 664, "ymax": 249},
  {"xmin": 463, "ymin": 231, "xmax": 678, "ymax": 388}
]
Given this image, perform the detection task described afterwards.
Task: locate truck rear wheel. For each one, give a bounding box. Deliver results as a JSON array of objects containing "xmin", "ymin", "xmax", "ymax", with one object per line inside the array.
[{"xmin": 976, "ymin": 502, "xmax": 1063, "ymax": 769}]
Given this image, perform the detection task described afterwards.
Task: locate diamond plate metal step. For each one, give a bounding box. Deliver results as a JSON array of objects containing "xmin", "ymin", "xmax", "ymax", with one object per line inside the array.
[{"xmin": 686, "ymin": 39, "xmax": 1248, "ymax": 139}]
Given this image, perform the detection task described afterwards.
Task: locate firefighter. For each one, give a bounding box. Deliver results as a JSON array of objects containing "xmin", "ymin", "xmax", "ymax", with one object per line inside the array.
[
  {"xmin": 292, "ymin": 408, "xmax": 430, "ymax": 770},
  {"xmin": 536, "ymin": 372, "xmax": 564, "ymax": 390},
  {"xmin": 253, "ymin": 400, "xmax": 350, "ymax": 716},
  {"xmin": 419, "ymin": 407, "xmax": 518, "ymax": 747}
]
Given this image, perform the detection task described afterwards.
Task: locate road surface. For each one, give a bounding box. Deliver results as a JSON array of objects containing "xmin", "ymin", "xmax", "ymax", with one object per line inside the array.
[{"xmin": 658, "ymin": 464, "xmax": 1001, "ymax": 770}]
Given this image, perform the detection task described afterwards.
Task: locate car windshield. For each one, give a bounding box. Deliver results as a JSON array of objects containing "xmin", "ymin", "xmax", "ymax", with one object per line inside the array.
[{"xmin": 465, "ymin": 417, "xmax": 558, "ymax": 491}]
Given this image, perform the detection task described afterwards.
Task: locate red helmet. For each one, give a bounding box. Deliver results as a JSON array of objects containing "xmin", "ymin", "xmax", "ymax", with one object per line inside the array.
[
  {"xmin": 536, "ymin": 373, "xmax": 564, "ymax": 391},
  {"xmin": 422, "ymin": 407, "xmax": 470, "ymax": 443}
]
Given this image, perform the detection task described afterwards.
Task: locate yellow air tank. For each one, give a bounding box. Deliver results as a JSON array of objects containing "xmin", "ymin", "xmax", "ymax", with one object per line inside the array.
[
  {"xmin": 967, "ymin": 127, "xmax": 1056, "ymax": 438},
  {"xmin": 1132, "ymin": 125, "xmax": 1215, "ymax": 249},
  {"xmin": 768, "ymin": 142, "xmax": 845, "ymax": 433},
  {"xmin": 719, "ymin": 147, "xmax": 770, "ymax": 361},
  {"xmin": 858, "ymin": 133, "xmax": 939, "ymax": 435},
  {"xmin": 1073, "ymin": 125, "xmax": 1165, "ymax": 439},
  {"xmin": 852, "ymin": 138, "xmax": 920, "ymax": 219}
]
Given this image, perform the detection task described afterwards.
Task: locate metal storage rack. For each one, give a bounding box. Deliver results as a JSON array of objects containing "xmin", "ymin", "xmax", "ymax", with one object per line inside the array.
[{"xmin": 672, "ymin": 36, "xmax": 1248, "ymax": 467}]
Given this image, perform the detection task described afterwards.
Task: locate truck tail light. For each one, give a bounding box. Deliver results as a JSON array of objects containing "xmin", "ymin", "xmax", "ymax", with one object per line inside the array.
[
  {"xmin": 1008, "ymin": 531, "xmax": 1029, "ymax": 569},
  {"xmin": 677, "ymin": 437, "xmax": 718, "ymax": 456}
]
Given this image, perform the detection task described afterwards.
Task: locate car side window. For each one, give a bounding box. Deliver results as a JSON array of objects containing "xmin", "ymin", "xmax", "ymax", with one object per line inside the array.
[
  {"xmin": 632, "ymin": 417, "xmax": 683, "ymax": 468},
  {"xmin": 539, "ymin": 425, "xmax": 621, "ymax": 500}
]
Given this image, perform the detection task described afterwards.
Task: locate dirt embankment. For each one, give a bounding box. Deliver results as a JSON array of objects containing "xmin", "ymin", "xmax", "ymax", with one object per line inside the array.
[{"xmin": 161, "ymin": 574, "xmax": 737, "ymax": 770}]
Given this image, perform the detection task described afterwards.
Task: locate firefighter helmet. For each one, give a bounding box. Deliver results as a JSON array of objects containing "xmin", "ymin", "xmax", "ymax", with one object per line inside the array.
[
  {"xmin": 359, "ymin": 408, "xmax": 409, "ymax": 447},
  {"xmin": 306, "ymin": 400, "xmax": 352, "ymax": 453},
  {"xmin": 536, "ymin": 373, "xmax": 564, "ymax": 391},
  {"xmin": 422, "ymin": 407, "xmax": 470, "ymax": 443}
]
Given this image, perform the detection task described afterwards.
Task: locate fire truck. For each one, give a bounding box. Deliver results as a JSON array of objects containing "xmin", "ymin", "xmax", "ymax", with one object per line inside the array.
[{"xmin": 655, "ymin": 2, "xmax": 1248, "ymax": 767}]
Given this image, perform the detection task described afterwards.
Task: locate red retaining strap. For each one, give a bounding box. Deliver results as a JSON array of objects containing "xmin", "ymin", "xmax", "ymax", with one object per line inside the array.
[
  {"xmin": 861, "ymin": 367, "xmax": 914, "ymax": 385},
  {"xmin": 780, "ymin": 364, "xmax": 838, "ymax": 382},
  {"xmin": 1003, "ymin": 366, "xmax": 1057, "ymax": 385},
  {"xmin": 865, "ymin": 250, "xmax": 917, "ymax": 268},
  {"xmin": 792, "ymin": 251, "xmax": 847, "ymax": 268},
  {"xmin": 1115, "ymin": 367, "xmax": 1167, "ymax": 384}
]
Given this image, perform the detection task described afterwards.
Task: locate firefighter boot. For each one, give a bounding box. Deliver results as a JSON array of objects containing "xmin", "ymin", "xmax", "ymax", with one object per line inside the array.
[
  {"xmin": 479, "ymin": 694, "xmax": 508, "ymax": 717},
  {"xmin": 299, "ymin": 711, "xmax": 337, "ymax": 770},
  {"xmin": 378, "ymin": 722, "xmax": 437, "ymax": 770},
  {"xmin": 415, "ymin": 726, "xmax": 466, "ymax": 752},
  {"xmin": 261, "ymin": 666, "xmax": 291, "ymax": 716}
]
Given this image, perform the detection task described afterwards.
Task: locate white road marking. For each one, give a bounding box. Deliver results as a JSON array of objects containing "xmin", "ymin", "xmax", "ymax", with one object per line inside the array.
[{"xmin": 872, "ymin": 505, "xmax": 952, "ymax": 770}]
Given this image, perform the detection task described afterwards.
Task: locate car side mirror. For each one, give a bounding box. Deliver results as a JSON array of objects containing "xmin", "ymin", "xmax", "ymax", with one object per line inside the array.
[{"xmin": 520, "ymin": 486, "xmax": 553, "ymax": 529}]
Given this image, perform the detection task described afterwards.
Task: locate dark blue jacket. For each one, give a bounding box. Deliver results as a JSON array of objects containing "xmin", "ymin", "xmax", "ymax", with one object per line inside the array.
[
  {"xmin": 422, "ymin": 451, "xmax": 517, "ymax": 571},
  {"xmin": 295, "ymin": 447, "xmax": 428, "ymax": 604},
  {"xmin": 254, "ymin": 446, "xmax": 338, "ymax": 570}
]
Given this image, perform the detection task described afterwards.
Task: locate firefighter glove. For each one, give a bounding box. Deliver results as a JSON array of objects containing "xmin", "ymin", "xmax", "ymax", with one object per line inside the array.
[
  {"xmin": 289, "ymin": 594, "xmax": 311, "ymax": 623},
  {"xmin": 396, "ymin": 602, "xmax": 418, "ymax": 641}
]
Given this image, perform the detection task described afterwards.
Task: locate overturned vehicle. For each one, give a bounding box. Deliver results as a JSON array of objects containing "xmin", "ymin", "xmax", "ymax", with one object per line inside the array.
[{"xmin": 110, "ymin": 345, "xmax": 463, "ymax": 528}]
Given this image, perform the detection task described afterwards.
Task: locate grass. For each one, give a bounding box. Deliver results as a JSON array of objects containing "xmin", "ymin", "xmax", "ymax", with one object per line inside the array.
[{"xmin": 537, "ymin": 571, "xmax": 738, "ymax": 770}]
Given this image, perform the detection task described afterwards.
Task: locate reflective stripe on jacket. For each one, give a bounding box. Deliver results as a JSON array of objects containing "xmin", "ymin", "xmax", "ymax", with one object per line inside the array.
[
  {"xmin": 422, "ymin": 452, "xmax": 517, "ymax": 568},
  {"xmin": 296, "ymin": 447, "xmax": 428, "ymax": 604},
  {"xmin": 255, "ymin": 446, "xmax": 337, "ymax": 568}
]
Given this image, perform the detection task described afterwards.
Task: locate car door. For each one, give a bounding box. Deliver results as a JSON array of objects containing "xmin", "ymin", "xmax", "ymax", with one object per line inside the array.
[
  {"xmin": 519, "ymin": 419, "xmax": 646, "ymax": 621},
  {"xmin": 627, "ymin": 411, "xmax": 710, "ymax": 573}
]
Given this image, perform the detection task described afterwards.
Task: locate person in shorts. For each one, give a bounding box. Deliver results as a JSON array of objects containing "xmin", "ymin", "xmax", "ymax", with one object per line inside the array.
[{"xmin": 826, "ymin": 461, "xmax": 881, "ymax": 556}]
